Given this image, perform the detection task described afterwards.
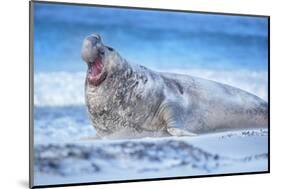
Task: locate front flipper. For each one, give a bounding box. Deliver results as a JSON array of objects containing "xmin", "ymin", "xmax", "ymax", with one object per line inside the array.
[
  {"xmin": 160, "ymin": 102, "xmax": 197, "ymax": 137},
  {"xmin": 167, "ymin": 128, "xmax": 197, "ymax": 136}
]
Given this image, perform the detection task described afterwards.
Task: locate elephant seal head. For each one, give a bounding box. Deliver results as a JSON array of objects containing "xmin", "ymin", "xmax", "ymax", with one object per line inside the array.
[{"xmin": 81, "ymin": 33, "xmax": 120, "ymax": 86}]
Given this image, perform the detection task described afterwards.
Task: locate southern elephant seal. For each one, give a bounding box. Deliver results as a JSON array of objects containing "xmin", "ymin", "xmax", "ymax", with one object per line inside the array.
[{"xmin": 81, "ymin": 33, "xmax": 268, "ymax": 139}]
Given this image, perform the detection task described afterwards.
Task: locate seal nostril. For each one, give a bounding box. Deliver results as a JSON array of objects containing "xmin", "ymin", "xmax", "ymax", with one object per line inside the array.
[
  {"xmin": 91, "ymin": 33, "xmax": 101, "ymax": 39},
  {"xmin": 87, "ymin": 36, "xmax": 97, "ymax": 45},
  {"xmin": 87, "ymin": 35, "xmax": 101, "ymax": 46}
]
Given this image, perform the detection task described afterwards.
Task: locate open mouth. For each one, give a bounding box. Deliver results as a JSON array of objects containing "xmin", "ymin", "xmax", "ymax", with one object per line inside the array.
[{"xmin": 87, "ymin": 56, "xmax": 107, "ymax": 86}]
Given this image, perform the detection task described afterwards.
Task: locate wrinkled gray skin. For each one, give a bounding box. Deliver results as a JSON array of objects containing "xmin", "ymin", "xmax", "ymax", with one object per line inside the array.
[{"xmin": 81, "ymin": 33, "xmax": 268, "ymax": 139}]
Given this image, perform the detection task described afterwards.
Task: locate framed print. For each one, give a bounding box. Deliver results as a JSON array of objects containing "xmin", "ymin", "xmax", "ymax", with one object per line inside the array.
[{"xmin": 29, "ymin": 1, "xmax": 270, "ymax": 188}]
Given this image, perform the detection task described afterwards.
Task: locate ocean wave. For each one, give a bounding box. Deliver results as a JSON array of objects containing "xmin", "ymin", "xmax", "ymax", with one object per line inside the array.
[
  {"xmin": 34, "ymin": 72, "xmax": 85, "ymax": 107},
  {"xmin": 34, "ymin": 69, "xmax": 268, "ymax": 107}
]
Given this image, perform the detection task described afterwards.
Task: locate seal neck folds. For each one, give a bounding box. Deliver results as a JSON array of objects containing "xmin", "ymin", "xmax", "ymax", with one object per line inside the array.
[{"xmin": 87, "ymin": 56, "xmax": 107, "ymax": 86}]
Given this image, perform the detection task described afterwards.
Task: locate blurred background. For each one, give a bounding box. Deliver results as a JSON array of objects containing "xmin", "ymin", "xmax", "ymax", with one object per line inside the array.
[
  {"xmin": 34, "ymin": 3, "xmax": 268, "ymax": 107},
  {"xmin": 34, "ymin": 3, "xmax": 268, "ymax": 72}
]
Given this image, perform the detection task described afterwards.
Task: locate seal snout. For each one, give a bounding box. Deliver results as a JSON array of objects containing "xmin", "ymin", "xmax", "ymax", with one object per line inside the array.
[
  {"xmin": 82, "ymin": 33, "xmax": 107, "ymax": 86},
  {"xmin": 81, "ymin": 33, "xmax": 103, "ymax": 64},
  {"xmin": 86, "ymin": 34, "xmax": 102, "ymax": 47}
]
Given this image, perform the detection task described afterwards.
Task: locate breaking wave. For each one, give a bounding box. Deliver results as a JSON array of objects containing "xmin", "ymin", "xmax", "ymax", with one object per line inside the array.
[{"xmin": 34, "ymin": 72, "xmax": 85, "ymax": 107}]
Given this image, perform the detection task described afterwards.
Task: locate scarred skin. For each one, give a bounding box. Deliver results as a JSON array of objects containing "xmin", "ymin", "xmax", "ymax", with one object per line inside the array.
[{"xmin": 81, "ymin": 33, "xmax": 268, "ymax": 139}]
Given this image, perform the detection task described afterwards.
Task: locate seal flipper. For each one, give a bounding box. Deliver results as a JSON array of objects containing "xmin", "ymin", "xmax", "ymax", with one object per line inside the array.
[
  {"xmin": 167, "ymin": 127, "xmax": 197, "ymax": 136},
  {"xmin": 160, "ymin": 102, "xmax": 197, "ymax": 137}
]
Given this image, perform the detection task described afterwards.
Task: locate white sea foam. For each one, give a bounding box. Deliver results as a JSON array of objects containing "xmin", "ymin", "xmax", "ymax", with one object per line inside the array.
[
  {"xmin": 34, "ymin": 72, "xmax": 85, "ymax": 107},
  {"xmin": 34, "ymin": 69, "xmax": 268, "ymax": 107}
]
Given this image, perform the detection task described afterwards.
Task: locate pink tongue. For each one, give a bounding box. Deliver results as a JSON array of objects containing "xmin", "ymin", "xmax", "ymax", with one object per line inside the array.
[{"xmin": 90, "ymin": 58, "xmax": 102, "ymax": 76}]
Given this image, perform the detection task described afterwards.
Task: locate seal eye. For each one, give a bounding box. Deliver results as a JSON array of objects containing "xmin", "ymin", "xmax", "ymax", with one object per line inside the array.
[{"xmin": 106, "ymin": 46, "xmax": 114, "ymax": 51}]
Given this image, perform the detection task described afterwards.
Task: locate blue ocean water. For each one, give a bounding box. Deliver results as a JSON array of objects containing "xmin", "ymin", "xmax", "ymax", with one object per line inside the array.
[{"xmin": 34, "ymin": 3, "xmax": 268, "ymax": 73}]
